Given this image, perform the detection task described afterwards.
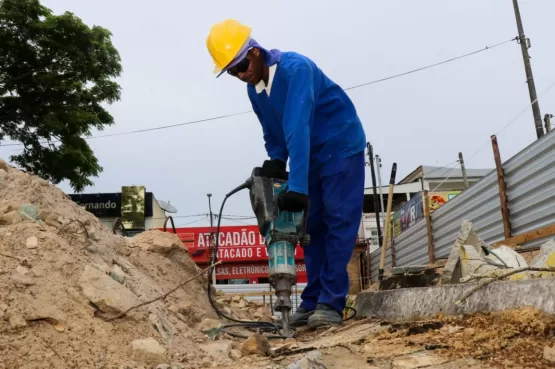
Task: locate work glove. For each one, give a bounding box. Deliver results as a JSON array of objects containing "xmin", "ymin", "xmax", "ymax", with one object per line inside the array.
[
  {"xmin": 261, "ymin": 159, "xmax": 288, "ymax": 180},
  {"xmin": 278, "ymin": 191, "xmax": 308, "ymax": 212}
]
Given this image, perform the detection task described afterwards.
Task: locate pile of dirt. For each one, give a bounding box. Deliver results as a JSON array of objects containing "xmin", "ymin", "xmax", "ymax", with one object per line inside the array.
[
  {"xmin": 366, "ymin": 307, "xmax": 555, "ymax": 368},
  {"xmin": 0, "ymin": 160, "xmax": 225, "ymax": 368}
]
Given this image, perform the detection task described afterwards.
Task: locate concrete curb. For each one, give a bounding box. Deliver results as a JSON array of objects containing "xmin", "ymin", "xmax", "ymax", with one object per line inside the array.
[{"xmin": 354, "ymin": 277, "xmax": 555, "ymax": 321}]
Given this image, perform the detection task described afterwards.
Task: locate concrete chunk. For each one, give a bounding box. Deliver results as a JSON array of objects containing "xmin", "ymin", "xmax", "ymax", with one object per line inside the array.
[
  {"xmin": 355, "ymin": 277, "xmax": 555, "ymax": 321},
  {"xmin": 79, "ymin": 264, "xmax": 139, "ymax": 314},
  {"xmin": 441, "ymin": 220, "xmax": 488, "ymax": 285},
  {"xmin": 530, "ymin": 239, "xmax": 555, "ymax": 268}
]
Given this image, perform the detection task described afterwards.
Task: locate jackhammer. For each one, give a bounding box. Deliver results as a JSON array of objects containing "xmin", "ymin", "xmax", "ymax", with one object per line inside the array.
[
  {"xmin": 208, "ymin": 165, "xmax": 309, "ymax": 337},
  {"xmin": 248, "ymin": 167, "xmax": 310, "ymax": 335}
]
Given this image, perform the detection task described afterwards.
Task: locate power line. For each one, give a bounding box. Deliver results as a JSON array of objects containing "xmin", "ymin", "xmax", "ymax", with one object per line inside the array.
[
  {"xmin": 0, "ymin": 37, "xmax": 517, "ymax": 148},
  {"xmin": 344, "ymin": 37, "xmax": 517, "ymax": 91},
  {"xmin": 429, "ymin": 80, "xmax": 555, "ymax": 193},
  {"xmin": 174, "ymin": 216, "xmax": 208, "ymax": 227}
]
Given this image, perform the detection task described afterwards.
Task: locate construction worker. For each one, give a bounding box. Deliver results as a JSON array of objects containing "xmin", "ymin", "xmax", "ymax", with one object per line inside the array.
[{"xmin": 206, "ymin": 20, "xmax": 366, "ymax": 328}]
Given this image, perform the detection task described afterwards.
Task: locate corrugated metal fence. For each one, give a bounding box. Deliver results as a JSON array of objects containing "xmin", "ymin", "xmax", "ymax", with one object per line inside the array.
[{"xmin": 366, "ymin": 129, "xmax": 555, "ymax": 282}]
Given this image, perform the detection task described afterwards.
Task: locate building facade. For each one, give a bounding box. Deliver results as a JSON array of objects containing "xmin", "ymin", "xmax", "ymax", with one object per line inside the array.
[{"xmin": 69, "ymin": 186, "xmax": 167, "ymax": 236}]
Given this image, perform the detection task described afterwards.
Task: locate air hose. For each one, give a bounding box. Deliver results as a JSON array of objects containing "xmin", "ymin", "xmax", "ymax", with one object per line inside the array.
[{"xmin": 205, "ymin": 183, "xmax": 357, "ymax": 340}]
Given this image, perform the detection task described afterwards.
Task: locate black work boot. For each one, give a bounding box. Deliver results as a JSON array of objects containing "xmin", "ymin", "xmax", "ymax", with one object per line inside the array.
[
  {"xmin": 308, "ymin": 304, "xmax": 343, "ymax": 329},
  {"xmin": 289, "ymin": 307, "xmax": 314, "ymax": 327}
]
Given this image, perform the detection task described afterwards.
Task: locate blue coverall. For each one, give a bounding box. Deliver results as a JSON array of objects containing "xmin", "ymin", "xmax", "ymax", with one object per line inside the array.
[{"xmin": 247, "ymin": 50, "xmax": 366, "ymax": 314}]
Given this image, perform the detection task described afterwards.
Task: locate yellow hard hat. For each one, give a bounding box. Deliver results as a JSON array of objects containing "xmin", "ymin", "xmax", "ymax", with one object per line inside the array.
[{"xmin": 206, "ymin": 19, "xmax": 252, "ymax": 75}]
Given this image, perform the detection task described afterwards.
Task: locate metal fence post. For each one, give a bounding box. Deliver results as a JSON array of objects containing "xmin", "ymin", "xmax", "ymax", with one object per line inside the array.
[
  {"xmin": 423, "ymin": 190, "xmax": 435, "ymax": 265},
  {"xmin": 491, "ymin": 135, "xmax": 512, "ymax": 239}
]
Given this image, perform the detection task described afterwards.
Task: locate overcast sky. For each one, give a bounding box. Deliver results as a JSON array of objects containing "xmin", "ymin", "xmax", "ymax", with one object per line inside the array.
[{"xmin": 1, "ymin": 0, "xmax": 554, "ymax": 227}]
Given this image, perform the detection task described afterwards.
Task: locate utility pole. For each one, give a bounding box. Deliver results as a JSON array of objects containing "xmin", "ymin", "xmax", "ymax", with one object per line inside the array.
[
  {"xmin": 366, "ymin": 143, "xmax": 383, "ymax": 249},
  {"xmin": 512, "ymin": 0, "xmax": 544, "ymax": 139},
  {"xmin": 545, "ymin": 114, "xmax": 553, "ymax": 133},
  {"xmin": 458, "ymin": 152, "xmax": 469, "ymax": 189},
  {"xmin": 207, "ymin": 193, "xmax": 216, "ymax": 285},
  {"xmin": 375, "ymin": 155, "xmax": 386, "ymax": 221}
]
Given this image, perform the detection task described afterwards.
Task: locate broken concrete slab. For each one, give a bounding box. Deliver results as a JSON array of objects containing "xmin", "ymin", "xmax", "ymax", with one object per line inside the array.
[
  {"xmin": 355, "ymin": 277, "xmax": 555, "ymax": 321},
  {"xmin": 441, "ymin": 220, "xmax": 488, "ymax": 285},
  {"xmin": 459, "ymin": 245, "xmax": 499, "ymax": 279}
]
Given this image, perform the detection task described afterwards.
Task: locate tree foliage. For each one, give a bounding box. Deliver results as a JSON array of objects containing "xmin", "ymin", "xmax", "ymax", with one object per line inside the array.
[{"xmin": 0, "ymin": 0, "xmax": 122, "ymax": 191}]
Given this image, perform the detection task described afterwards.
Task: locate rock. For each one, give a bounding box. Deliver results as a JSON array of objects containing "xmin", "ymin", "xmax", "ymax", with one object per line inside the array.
[
  {"xmin": 149, "ymin": 313, "xmax": 174, "ymax": 345},
  {"xmin": 199, "ymin": 340, "xmax": 233, "ymax": 358},
  {"xmin": 200, "ymin": 357, "xmax": 211, "ymax": 367},
  {"xmin": 19, "ymin": 204, "xmax": 37, "ymax": 221},
  {"xmin": 198, "ymin": 318, "xmax": 222, "ymax": 340},
  {"xmin": 545, "ymin": 345, "xmax": 555, "ymax": 364},
  {"xmin": 0, "ymin": 169, "xmax": 7, "ymax": 184},
  {"xmin": 88, "ymin": 229, "xmax": 101, "ymax": 241},
  {"xmin": 11, "ymin": 273, "xmax": 36, "ymax": 286},
  {"xmin": 2, "ymin": 211, "xmax": 22, "ymax": 225},
  {"xmin": 129, "ymin": 230, "xmax": 184, "ymax": 255},
  {"xmin": 170, "ymin": 364, "xmax": 185, "ymax": 369},
  {"xmin": 109, "ymin": 265, "xmax": 125, "ymax": 284},
  {"xmin": 229, "ymin": 349, "xmax": 242, "ymax": 361},
  {"xmin": 231, "ymin": 295, "xmax": 241, "ymax": 303},
  {"xmin": 156, "ymin": 365, "xmax": 171, "ymax": 369},
  {"xmin": 391, "ymin": 351, "xmax": 448, "ymax": 368},
  {"xmin": 0, "ymin": 159, "xmax": 9, "ymax": 172},
  {"xmin": 131, "ymin": 337, "xmax": 166, "ymax": 365},
  {"xmin": 26, "ymin": 236, "xmax": 38, "ymax": 249},
  {"xmin": 287, "ymin": 351, "xmax": 326, "ymax": 369},
  {"xmin": 79, "ymin": 264, "xmax": 139, "ymax": 314},
  {"xmin": 15, "ymin": 265, "xmax": 30, "ymax": 275},
  {"xmin": 238, "ymin": 299, "xmax": 247, "ymax": 309},
  {"xmin": 241, "ymin": 333, "xmax": 270, "ymax": 356},
  {"xmin": 8, "ymin": 314, "xmax": 28, "ymax": 329}
]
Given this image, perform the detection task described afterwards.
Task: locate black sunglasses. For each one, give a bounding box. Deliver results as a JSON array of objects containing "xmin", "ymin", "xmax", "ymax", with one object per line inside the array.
[{"xmin": 227, "ymin": 57, "xmax": 250, "ymax": 77}]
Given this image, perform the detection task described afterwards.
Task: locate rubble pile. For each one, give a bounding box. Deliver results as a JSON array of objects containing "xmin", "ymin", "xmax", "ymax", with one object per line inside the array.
[
  {"xmin": 441, "ymin": 220, "xmax": 555, "ymax": 285},
  {"xmin": 215, "ymin": 293, "xmax": 273, "ymax": 322},
  {"xmin": 0, "ymin": 160, "xmax": 228, "ymax": 368}
]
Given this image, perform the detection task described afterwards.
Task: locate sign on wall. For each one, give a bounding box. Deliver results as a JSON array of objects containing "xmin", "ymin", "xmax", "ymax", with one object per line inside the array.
[
  {"xmin": 391, "ymin": 192, "xmax": 424, "ymax": 238},
  {"xmin": 215, "ymin": 262, "xmax": 307, "ymax": 280},
  {"xmin": 428, "ymin": 191, "xmax": 461, "ymax": 213},
  {"xmin": 121, "ymin": 186, "xmax": 146, "ymax": 229},
  {"xmin": 69, "ymin": 192, "xmax": 154, "ymax": 218},
  {"xmin": 167, "ymin": 225, "xmax": 305, "ymax": 263}
]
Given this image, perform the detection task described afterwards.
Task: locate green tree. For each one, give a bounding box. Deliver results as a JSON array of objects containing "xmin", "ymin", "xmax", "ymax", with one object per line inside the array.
[{"xmin": 0, "ymin": 0, "xmax": 122, "ymax": 191}]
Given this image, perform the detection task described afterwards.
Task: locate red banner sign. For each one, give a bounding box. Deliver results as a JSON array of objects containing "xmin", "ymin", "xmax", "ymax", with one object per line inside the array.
[
  {"xmin": 159, "ymin": 225, "xmax": 305, "ymax": 263},
  {"xmin": 215, "ymin": 261, "xmax": 307, "ymax": 281}
]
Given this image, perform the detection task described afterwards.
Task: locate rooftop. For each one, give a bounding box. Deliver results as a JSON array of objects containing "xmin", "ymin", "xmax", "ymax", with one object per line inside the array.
[{"xmin": 399, "ymin": 165, "xmax": 493, "ymax": 184}]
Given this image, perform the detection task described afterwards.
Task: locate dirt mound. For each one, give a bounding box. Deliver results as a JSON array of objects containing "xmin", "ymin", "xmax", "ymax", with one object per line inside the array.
[{"xmin": 0, "ymin": 161, "xmax": 218, "ymax": 368}]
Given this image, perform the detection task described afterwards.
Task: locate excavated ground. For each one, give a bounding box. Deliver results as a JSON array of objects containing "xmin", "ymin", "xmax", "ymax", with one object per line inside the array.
[{"xmin": 1, "ymin": 160, "xmax": 554, "ymax": 369}]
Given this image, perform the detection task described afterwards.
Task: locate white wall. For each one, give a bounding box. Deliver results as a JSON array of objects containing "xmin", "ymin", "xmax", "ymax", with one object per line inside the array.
[
  {"xmin": 358, "ymin": 213, "xmax": 383, "ymax": 250},
  {"xmin": 146, "ymin": 195, "xmax": 167, "ymax": 229}
]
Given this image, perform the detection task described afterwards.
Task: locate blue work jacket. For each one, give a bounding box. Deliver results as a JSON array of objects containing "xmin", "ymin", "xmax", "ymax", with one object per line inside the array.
[{"xmin": 247, "ymin": 51, "xmax": 366, "ymax": 195}]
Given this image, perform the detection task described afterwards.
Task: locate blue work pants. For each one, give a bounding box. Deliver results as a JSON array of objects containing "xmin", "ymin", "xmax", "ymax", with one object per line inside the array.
[{"xmin": 299, "ymin": 150, "xmax": 365, "ymax": 313}]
